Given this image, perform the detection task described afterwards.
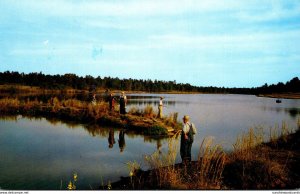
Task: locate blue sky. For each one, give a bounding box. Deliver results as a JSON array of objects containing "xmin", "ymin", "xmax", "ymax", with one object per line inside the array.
[{"xmin": 0, "ymin": 0, "xmax": 299, "ymax": 87}]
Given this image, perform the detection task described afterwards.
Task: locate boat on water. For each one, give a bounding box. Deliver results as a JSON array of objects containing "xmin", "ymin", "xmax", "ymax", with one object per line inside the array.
[{"xmin": 276, "ymin": 99, "xmax": 282, "ymax": 103}]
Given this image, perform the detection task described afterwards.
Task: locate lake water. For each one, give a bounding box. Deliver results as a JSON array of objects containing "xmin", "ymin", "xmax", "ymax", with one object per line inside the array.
[{"xmin": 0, "ymin": 94, "xmax": 300, "ymax": 189}]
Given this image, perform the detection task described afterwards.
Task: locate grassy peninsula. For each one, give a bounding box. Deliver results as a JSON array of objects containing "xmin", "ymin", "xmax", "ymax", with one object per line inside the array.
[{"xmin": 0, "ymin": 97, "xmax": 182, "ymax": 136}]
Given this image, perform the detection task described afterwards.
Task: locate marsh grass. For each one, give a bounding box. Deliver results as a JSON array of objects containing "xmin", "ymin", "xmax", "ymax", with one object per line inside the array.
[
  {"xmin": 144, "ymin": 136, "xmax": 180, "ymax": 188},
  {"xmin": 223, "ymin": 122, "xmax": 296, "ymax": 189},
  {"xmin": 232, "ymin": 127, "xmax": 264, "ymax": 159},
  {"xmin": 233, "ymin": 122, "xmax": 295, "ymax": 158},
  {"xmin": 140, "ymin": 135, "xmax": 226, "ymax": 189},
  {"xmin": 195, "ymin": 137, "xmax": 226, "ymax": 189},
  {"xmin": 0, "ymin": 97, "xmax": 110, "ymax": 116}
]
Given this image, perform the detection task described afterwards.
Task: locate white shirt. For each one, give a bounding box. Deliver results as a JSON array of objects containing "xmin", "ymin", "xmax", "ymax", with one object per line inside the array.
[
  {"xmin": 120, "ymin": 95, "xmax": 127, "ymax": 100},
  {"xmin": 159, "ymin": 99, "xmax": 163, "ymax": 106},
  {"xmin": 182, "ymin": 122, "xmax": 197, "ymax": 134}
]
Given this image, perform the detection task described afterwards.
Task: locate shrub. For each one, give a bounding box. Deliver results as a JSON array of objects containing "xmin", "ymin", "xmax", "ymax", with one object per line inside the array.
[{"xmin": 144, "ymin": 125, "xmax": 168, "ymax": 136}]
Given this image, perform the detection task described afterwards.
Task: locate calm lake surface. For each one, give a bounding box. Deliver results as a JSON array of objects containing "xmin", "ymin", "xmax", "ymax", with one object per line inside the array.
[{"xmin": 1, "ymin": 94, "xmax": 300, "ymax": 189}]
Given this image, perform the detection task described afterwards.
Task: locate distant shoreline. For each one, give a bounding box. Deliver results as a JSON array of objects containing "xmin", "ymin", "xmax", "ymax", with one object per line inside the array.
[
  {"xmin": 1, "ymin": 84, "xmax": 300, "ymax": 98},
  {"xmin": 257, "ymin": 93, "xmax": 300, "ymax": 99},
  {"xmin": 0, "ymin": 84, "xmax": 208, "ymax": 95}
]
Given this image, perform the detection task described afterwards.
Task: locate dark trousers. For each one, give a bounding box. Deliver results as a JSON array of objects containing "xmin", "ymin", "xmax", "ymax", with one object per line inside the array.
[
  {"xmin": 120, "ymin": 105, "xmax": 126, "ymax": 114},
  {"xmin": 180, "ymin": 141, "xmax": 192, "ymax": 162},
  {"xmin": 119, "ymin": 100, "xmax": 126, "ymax": 114}
]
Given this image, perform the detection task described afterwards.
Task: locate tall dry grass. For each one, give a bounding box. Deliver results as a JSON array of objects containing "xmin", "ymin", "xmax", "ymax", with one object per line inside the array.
[
  {"xmin": 0, "ymin": 97, "xmax": 111, "ymax": 122},
  {"xmin": 144, "ymin": 136, "xmax": 181, "ymax": 189},
  {"xmin": 0, "ymin": 97, "xmax": 20, "ymax": 110},
  {"xmin": 233, "ymin": 122, "xmax": 295, "ymax": 159},
  {"xmin": 195, "ymin": 137, "xmax": 226, "ymax": 189},
  {"xmin": 142, "ymin": 135, "xmax": 226, "ymax": 189},
  {"xmin": 128, "ymin": 105, "xmax": 156, "ymax": 118},
  {"xmin": 223, "ymin": 122, "xmax": 295, "ymax": 189}
]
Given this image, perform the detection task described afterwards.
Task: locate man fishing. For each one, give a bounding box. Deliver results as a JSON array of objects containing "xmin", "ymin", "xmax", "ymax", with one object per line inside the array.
[{"xmin": 180, "ymin": 115, "xmax": 197, "ymax": 164}]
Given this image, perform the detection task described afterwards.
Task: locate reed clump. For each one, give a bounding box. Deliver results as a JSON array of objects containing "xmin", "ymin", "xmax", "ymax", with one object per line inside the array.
[
  {"xmin": 128, "ymin": 105, "xmax": 156, "ymax": 118},
  {"xmin": 163, "ymin": 112, "xmax": 181, "ymax": 129},
  {"xmin": 143, "ymin": 105, "xmax": 155, "ymax": 117}
]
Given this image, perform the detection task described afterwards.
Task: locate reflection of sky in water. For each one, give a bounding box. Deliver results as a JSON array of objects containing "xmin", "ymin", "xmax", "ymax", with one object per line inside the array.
[{"xmin": 1, "ymin": 94, "xmax": 300, "ymax": 189}]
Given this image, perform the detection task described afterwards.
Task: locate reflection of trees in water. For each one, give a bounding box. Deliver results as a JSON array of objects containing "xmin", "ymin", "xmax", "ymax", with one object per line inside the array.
[
  {"xmin": 143, "ymin": 136, "xmax": 177, "ymax": 152},
  {"xmin": 84, "ymin": 125, "xmax": 111, "ymax": 137},
  {"xmin": 46, "ymin": 117, "xmax": 80, "ymax": 129},
  {"xmin": 0, "ymin": 93, "xmax": 192, "ymax": 108},
  {"xmin": 0, "ymin": 115, "xmax": 19, "ymax": 121},
  {"xmin": 0, "ymin": 114, "xmax": 176, "ymax": 152},
  {"xmin": 128, "ymin": 100, "xmax": 176, "ymax": 106},
  {"xmin": 286, "ymin": 108, "xmax": 300, "ymax": 118},
  {"xmin": 127, "ymin": 95, "xmax": 158, "ymax": 99},
  {"xmin": 261, "ymin": 106, "xmax": 300, "ymax": 118}
]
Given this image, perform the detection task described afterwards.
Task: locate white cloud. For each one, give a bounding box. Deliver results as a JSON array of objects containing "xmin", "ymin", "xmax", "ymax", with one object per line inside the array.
[
  {"xmin": 82, "ymin": 20, "xmax": 129, "ymax": 30},
  {"xmin": 6, "ymin": 0, "xmax": 291, "ymax": 17},
  {"xmin": 235, "ymin": 1, "xmax": 300, "ymax": 22},
  {"xmin": 148, "ymin": 29, "xmax": 300, "ymax": 52}
]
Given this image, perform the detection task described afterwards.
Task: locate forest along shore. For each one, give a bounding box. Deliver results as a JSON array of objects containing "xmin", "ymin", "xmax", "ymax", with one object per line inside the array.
[
  {"xmin": 1, "ymin": 72, "xmax": 300, "ymax": 95},
  {"xmin": 0, "ymin": 97, "xmax": 182, "ymax": 136}
]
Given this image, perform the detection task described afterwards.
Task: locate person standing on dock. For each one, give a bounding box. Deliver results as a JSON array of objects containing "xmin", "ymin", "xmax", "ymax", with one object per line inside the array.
[
  {"xmin": 157, "ymin": 97, "xmax": 164, "ymax": 119},
  {"xmin": 180, "ymin": 115, "xmax": 197, "ymax": 164},
  {"xmin": 119, "ymin": 92, "xmax": 127, "ymax": 114}
]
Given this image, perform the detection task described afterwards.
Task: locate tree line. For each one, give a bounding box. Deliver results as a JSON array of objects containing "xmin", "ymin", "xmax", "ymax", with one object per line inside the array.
[{"xmin": 0, "ymin": 71, "xmax": 299, "ymax": 94}]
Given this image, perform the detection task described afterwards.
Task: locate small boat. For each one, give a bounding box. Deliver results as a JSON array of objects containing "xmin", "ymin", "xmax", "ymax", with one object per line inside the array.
[{"xmin": 276, "ymin": 99, "xmax": 282, "ymax": 103}]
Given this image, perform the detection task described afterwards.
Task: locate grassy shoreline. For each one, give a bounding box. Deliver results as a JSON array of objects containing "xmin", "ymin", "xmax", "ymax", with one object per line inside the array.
[{"xmin": 102, "ymin": 121, "xmax": 300, "ymax": 190}]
